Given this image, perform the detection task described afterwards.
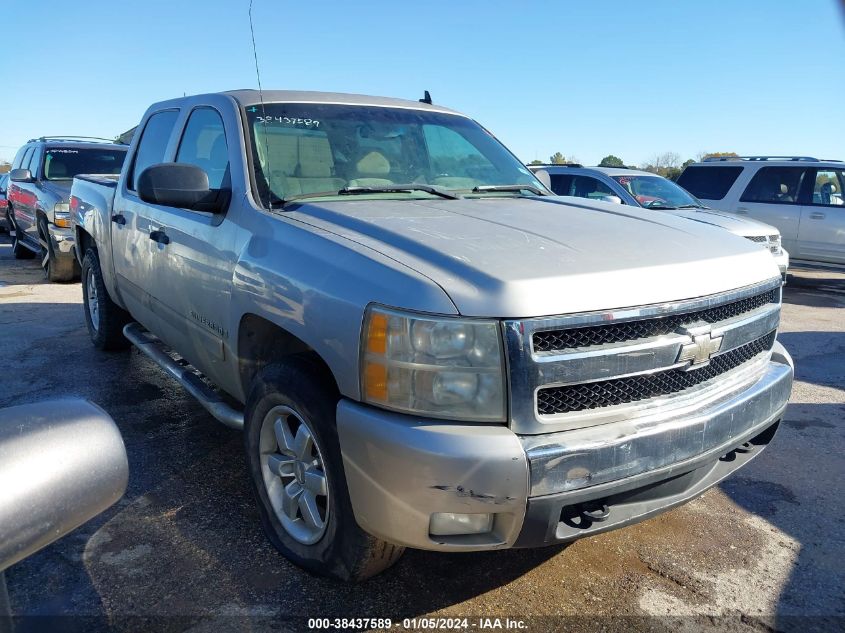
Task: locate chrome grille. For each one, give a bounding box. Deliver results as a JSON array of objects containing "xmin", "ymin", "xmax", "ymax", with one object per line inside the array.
[
  {"xmin": 533, "ymin": 288, "xmax": 778, "ymax": 353},
  {"xmin": 502, "ymin": 278, "xmax": 783, "ymax": 434},
  {"xmin": 745, "ymin": 235, "xmax": 768, "ymax": 243},
  {"xmin": 536, "ymin": 331, "xmax": 776, "ymax": 415}
]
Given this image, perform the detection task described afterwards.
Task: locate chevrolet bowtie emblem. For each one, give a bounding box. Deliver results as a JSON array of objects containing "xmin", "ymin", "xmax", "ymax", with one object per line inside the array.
[{"xmin": 677, "ymin": 325, "xmax": 723, "ymax": 369}]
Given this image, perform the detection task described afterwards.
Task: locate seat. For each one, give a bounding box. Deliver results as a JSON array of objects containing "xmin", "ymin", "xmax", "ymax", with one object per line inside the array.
[
  {"xmin": 256, "ymin": 131, "xmax": 344, "ymax": 197},
  {"xmin": 205, "ymin": 135, "xmax": 229, "ymax": 188},
  {"xmin": 348, "ymin": 151, "xmax": 393, "ymax": 187}
]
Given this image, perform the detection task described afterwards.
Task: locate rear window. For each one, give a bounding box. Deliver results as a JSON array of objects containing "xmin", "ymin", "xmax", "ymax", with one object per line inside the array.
[
  {"xmin": 43, "ymin": 147, "xmax": 127, "ymax": 181},
  {"xmin": 548, "ymin": 174, "xmax": 575, "ymax": 196},
  {"xmin": 677, "ymin": 166, "xmax": 743, "ymax": 200}
]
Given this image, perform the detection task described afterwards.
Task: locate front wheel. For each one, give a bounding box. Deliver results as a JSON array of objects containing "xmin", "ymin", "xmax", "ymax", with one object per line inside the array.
[
  {"xmin": 81, "ymin": 248, "xmax": 131, "ymax": 350},
  {"xmin": 244, "ymin": 359, "xmax": 404, "ymax": 581},
  {"xmin": 38, "ymin": 219, "xmax": 74, "ymax": 282}
]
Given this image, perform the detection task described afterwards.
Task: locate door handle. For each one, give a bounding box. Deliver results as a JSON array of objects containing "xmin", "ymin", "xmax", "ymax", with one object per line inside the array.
[
  {"xmin": 809, "ymin": 212, "xmax": 826, "ymax": 220},
  {"xmin": 111, "ymin": 214, "xmax": 126, "ymax": 225},
  {"xmin": 149, "ymin": 230, "xmax": 170, "ymax": 245}
]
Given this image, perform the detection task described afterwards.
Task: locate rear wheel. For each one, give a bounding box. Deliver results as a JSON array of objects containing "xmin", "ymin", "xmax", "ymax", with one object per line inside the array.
[
  {"xmin": 244, "ymin": 359, "xmax": 404, "ymax": 581},
  {"xmin": 81, "ymin": 248, "xmax": 131, "ymax": 350}
]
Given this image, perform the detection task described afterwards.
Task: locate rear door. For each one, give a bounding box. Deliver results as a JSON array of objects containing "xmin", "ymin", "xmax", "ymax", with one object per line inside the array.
[
  {"xmin": 111, "ymin": 109, "xmax": 181, "ymax": 332},
  {"xmin": 796, "ymin": 168, "xmax": 845, "ymax": 265},
  {"xmin": 734, "ymin": 166, "xmax": 810, "ymax": 253},
  {"xmin": 10, "ymin": 146, "xmax": 39, "ymax": 246},
  {"xmin": 143, "ymin": 105, "xmax": 237, "ymax": 387}
]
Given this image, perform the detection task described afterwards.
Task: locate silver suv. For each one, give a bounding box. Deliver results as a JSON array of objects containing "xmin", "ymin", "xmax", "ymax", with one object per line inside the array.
[
  {"xmin": 532, "ymin": 164, "xmax": 788, "ymax": 278},
  {"xmin": 678, "ymin": 156, "xmax": 844, "ymax": 271}
]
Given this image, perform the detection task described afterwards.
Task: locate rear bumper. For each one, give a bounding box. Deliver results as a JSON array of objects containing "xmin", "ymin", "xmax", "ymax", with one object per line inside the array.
[{"xmin": 336, "ymin": 343, "xmax": 793, "ymax": 551}]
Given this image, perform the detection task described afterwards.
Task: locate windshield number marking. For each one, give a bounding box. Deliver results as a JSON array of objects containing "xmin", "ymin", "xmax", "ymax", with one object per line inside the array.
[{"xmin": 255, "ymin": 115, "xmax": 320, "ymax": 128}]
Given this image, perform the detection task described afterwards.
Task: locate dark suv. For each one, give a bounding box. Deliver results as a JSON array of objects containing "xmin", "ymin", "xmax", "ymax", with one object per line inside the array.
[{"xmin": 7, "ymin": 137, "xmax": 127, "ymax": 281}]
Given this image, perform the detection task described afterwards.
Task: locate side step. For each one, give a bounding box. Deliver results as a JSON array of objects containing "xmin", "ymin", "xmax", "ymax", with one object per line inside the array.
[{"xmin": 123, "ymin": 323, "xmax": 244, "ymax": 430}]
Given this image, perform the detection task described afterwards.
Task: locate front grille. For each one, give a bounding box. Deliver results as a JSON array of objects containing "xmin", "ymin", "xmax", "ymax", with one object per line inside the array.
[
  {"xmin": 745, "ymin": 235, "xmax": 768, "ymax": 243},
  {"xmin": 536, "ymin": 331, "xmax": 776, "ymax": 415},
  {"xmin": 533, "ymin": 288, "xmax": 778, "ymax": 353}
]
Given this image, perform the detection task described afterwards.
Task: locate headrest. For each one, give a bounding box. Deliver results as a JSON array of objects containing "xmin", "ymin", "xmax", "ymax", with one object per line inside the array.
[
  {"xmin": 209, "ymin": 135, "xmax": 227, "ymax": 163},
  {"xmin": 356, "ymin": 151, "xmax": 390, "ymax": 175},
  {"xmin": 779, "ymin": 184, "xmax": 788, "ymax": 194}
]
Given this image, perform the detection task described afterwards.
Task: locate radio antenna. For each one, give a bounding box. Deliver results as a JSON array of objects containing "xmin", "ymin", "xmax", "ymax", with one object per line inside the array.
[{"xmin": 249, "ymin": 0, "xmax": 272, "ymax": 209}]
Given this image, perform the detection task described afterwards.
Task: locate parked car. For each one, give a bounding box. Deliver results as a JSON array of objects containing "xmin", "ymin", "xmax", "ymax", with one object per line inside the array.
[
  {"xmin": 0, "ymin": 173, "xmax": 8, "ymax": 232},
  {"xmin": 531, "ymin": 164, "xmax": 789, "ymax": 279},
  {"xmin": 71, "ymin": 90, "xmax": 792, "ymax": 581},
  {"xmin": 678, "ymin": 156, "xmax": 844, "ymax": 271},
  {"xmin": 6, "ymin": 137, "xmax": 128, "ymax": 281}
]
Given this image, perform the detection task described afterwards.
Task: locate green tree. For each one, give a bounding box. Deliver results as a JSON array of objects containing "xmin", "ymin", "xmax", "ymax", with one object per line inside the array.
[
  {"xmin": 598, "ymin": 155, "xmax": 624, "ymax": 167},
  {"xmin": 549, "ymin": 152, "xmax": 567, "ymax": 165},
  {"xmin": 697, "ymin": 151, "xmax": 738, "ymax": 161},
  {"xmin": 528, "ymin": 159, "xmax": 545, "ymax": 166}
]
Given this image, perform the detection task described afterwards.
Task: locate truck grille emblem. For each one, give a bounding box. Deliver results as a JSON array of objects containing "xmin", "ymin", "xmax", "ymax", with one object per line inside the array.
[{"xmin": 677, "ymin": 325, "xmax": 723, "ymax": 370}]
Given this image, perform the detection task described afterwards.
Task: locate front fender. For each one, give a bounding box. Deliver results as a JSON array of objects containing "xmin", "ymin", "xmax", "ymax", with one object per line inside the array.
[{"xmin": 230, "ymin": 214, "xmax": 458, "ymax": 400}]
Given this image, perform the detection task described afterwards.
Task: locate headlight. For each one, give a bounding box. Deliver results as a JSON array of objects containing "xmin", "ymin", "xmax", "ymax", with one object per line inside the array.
[
  {"xmin": 361, "ymin": 306, "xmax": 506, "ymax": 422},
  {"xmin": 54, "ymin": 203, "xmax": 71, "ymax": 228},
  {"xmin": 768, "ymin": 234, "xmax": 782, "ymax": 255}
]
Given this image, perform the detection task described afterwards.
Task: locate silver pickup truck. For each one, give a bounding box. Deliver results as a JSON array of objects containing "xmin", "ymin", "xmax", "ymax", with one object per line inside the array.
[{"xmin": 70, "ymin": 90, "xmax": 793, "ymax": 581}]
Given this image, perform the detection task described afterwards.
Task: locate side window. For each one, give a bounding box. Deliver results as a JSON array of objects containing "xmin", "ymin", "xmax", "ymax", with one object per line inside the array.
[
  {"xmin": 423, "ymin": 125, "xmax": 496, "ymax": 181},
  {"xmin": 28, "ymin": 146, "xmax": 43, "ymax": 179},
  {"xmin": 677, "ymin": 166, "xmax": 743, "ymax": 200},
  {"xmin": 175, "ymin": 108, "xmax": 229, "ymax": 189},
  {"xmin": 571, "ymin": 176, "xmax": 614, "ymax": 200},
  {"xmin": 810, "ymin": 169, "xmax": 845, "ymax": 207},
  {"xmin": 11, "ymin": 146, "xmax": 28, "ymax": 170},
  {"xmin": 130, "ymin": 110, "xmax": 180, "ymax": 191},
  {"xmin": 549, "ymin": 174, "xmax": 575, "ymax": 196},
  {"xmin": 740, "ymin": 167, "xmax": 808, "ymax": 204},
  {"xmin": 19, "ymin": 147, "xmax": 35, "ymax": 173}
]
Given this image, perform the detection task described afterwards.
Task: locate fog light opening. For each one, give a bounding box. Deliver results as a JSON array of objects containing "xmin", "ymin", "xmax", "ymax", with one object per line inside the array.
[{"xmin": 429, "ymin": 512, "xmax": 493, "ymax": 536}]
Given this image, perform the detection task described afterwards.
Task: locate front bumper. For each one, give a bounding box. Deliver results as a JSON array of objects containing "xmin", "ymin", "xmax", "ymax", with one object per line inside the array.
[
  {"xmin": 336, "ymin": 343, "xmax": 793, "ymax": 551},
  {"xmin": 47, "ymin": 224, "xmax": 76, "ymax": 261}
]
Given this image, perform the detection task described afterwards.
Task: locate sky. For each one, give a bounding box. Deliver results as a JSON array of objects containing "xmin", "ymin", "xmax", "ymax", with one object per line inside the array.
[{"xmin": 1, "ymin": 0, "xmax": 843, "ymax": 167}]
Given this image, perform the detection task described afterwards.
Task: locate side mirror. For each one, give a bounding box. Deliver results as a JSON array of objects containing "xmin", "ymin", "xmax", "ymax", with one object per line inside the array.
[
  {"xmin": 598, "ymin": 195, "xmax": 623, "ymax": 205},
  {"xmin": 9, "ymin": 168, "xmax": 33, "ymax": 183},
  {"xmin": 0, "ymin": 398, "xmax": 128, "ymax": 573},
  {"xmin": 137, "ymin": 163, "xmax": 226, "ymax": 212},
  {"xmin": 533, "ymin": 169, "xmax": 552, "ymax": 191}
]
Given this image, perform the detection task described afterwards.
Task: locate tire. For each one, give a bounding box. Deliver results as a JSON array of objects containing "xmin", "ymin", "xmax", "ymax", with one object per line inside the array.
[
  {"xmin": 9, "ymin": 210, "xmax": 35, "ymax": 260},
  {"xmin": 81, "ymin": 248, "xmax": 131, "ymax": 350},
  {"xmin": 244, "ymin": 358, "xmax": 404, "ymax": 581},
  {"xmin": 38, "ymin": 218, "xmax": 74, "ymax": 282}
]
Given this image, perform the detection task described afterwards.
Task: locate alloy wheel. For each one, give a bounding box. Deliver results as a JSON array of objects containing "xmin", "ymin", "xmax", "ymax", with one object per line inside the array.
[{"xmin": 259, "ymin": 405, "xmax": 330, "ymax": 545}]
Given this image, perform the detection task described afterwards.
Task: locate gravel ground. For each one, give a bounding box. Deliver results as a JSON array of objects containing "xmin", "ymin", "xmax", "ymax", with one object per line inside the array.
[{"xmin": 1, "ymin": 234, "xmax": 843, "ymax": 633}]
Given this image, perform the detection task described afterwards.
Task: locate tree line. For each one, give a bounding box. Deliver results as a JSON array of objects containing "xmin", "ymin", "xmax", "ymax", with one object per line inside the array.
[{"xmin": 529, "ymin": 151, "xmax": 739, "ymax": 180}]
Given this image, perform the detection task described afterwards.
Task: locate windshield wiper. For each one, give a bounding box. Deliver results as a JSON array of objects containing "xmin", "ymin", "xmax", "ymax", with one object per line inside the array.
[
  {"xmin": 275, "ymin": 184, "xmax": 460, "ymax": 208},
  {"xmin": 644, "ymin": 204, "xmax": 678, "ymax": 210},
  {"xmin": 471, "ymin": 184, "xmax": 548, "ymax": 196},
  {"xmin": 677, "ymin": 203, "xmax": 706, "ymax": 209},
  {"xmin": 338, "ymin": 184, "xmax": 460, "ymax": 200}
]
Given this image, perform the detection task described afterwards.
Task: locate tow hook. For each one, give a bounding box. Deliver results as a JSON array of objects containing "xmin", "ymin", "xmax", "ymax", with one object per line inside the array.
[
  {"xmin": 735, "ymin": 441, "xmax": 754, "ymax": 454},
  {"xmin": 580, "ymin": 504, "xmax": 610, "ymax": 523}
]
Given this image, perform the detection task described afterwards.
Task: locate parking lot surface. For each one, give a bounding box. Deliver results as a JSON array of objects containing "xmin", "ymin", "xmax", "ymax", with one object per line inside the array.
[{"xmin": 1, "ymin": 234, "xmax": 843, "ymax": 633}]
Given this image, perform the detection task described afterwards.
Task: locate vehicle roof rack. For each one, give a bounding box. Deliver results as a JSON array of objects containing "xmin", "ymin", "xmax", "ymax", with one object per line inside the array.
[
  {"xmin": 27, "ymin": 136, "xmax": 122, "ymax": 144},
  {"xmin": 702, "ymin": 155, "xmax": 820, "ymax": 162}
]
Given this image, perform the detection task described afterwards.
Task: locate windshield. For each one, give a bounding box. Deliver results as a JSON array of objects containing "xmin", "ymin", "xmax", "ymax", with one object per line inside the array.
[
  {"xmin": 245, "ymin": 103, "xmax": 543, "ymax": 204},
  {"xmin": 42, "ymin": 147, "xmax": 127, "ymax": 181},
  {"xmin": 612, "ymin": 174, "xmax": 703, "ymax": 209}
]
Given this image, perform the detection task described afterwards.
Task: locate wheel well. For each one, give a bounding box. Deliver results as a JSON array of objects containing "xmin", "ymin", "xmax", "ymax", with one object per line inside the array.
[
  {"xmin": 237, "ymin": 314, "xmax": 339, "ymax": 397},
  {"xmin": 75, "ymin": 227, "xmax": 95, "ymax": 264}
]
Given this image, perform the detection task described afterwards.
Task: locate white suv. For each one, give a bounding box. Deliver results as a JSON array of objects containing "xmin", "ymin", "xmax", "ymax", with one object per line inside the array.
[{"xmin": 678, "ymin": 156, "xmax": 844, "ymax": 271}]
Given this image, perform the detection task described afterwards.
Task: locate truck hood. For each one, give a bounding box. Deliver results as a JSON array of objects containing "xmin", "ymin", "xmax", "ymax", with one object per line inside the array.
[
  {"xmin": 39, "ymin": 180, "xmax": 72, "ymax": 204},
  {"xmin": 287, "ymin": 196, "xmax": 781, "ymax": 318},
  {"xmin": 667, "ymin": 207, "xmax": 778, "ymax": 238}
]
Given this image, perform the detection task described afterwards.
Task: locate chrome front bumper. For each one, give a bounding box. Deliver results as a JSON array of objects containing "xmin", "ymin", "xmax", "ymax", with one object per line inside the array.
[
  {"xmin": 336, "ymin": 343, "xmax": 793, "ymax": 551},
  {"xmin": 48, "ymin": 224, "xmax": 76, "ymax": 260}
]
